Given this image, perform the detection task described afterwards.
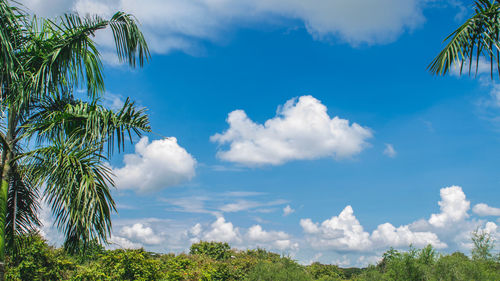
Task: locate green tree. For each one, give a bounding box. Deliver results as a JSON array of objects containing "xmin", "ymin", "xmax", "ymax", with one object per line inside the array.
[
  {"xmin": 471, "ymin": 228, "xmax": 495, "ymax": 261},
  {"xmin": 189, "ymin": 241, "xmax": 232, "ymax": 261},
  {"xmin": 0, "ymin": 0, "xmax": 150, "ymax": 279},
  {"xmin": 429, "ymin": 0, "xmax": 500, "ymax": 78},
  {"xmin": 306, "ymin": 262, "xmax": 343, "ymax": 280}
]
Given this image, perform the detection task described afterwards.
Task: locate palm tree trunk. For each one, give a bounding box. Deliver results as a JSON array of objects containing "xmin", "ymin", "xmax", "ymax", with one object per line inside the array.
[{"xmin": 0, "ymin": 109, "xmax": 16, "ymax": 281}]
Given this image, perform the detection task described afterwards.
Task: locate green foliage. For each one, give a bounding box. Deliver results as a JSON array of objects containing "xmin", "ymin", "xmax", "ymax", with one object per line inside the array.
[
  {"xmin": 244, "ymin": 257, "xmax": 310, "ymax": 281},
  {"xmin": 190, "ymin": 241, "xmax": 231, "ymax": 261},
  {"xmin": 68, "ymin": 238, "xmax": 105, "ymax": 264},
  {"xmin": 93, "ymin": 249, "xmax": 163, "ymax": 281},
  {"xmin": 0, "ymin": 0, "xmax": 151, "ymax": 260},
  {"xmin": 5, "ymin": 233, "xmax": 500, "ymax": 281},
  {"xmin": 306, "ymin": 262, "xmax": 344, "ymax": 280},
  {"xmin": 5, "ymin": 232, "xmax": 75, "ymax": 281},
  {"xmin": 471, "ymin": 228, "xmax": 495, "ymax": 261}
]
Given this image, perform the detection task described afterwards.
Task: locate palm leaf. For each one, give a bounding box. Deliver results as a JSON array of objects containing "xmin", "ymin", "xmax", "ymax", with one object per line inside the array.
[
  {"xmin": 5, "ymin": 162, "xmax": 40, "ymax": 254},
  {"xmin": 26, "ymin": 136, "xmax": 115, "ymax": 253},
  {"xmin": 429, "ymin": 0, "xmax": 500, "ymax": 78},
  {"xmin": 27, "ymin": 12, "xmax": 149, "ymax": 99},
  {"xmin": 23, "ymin": 94, "xmax": 151, "ymax": 155}
]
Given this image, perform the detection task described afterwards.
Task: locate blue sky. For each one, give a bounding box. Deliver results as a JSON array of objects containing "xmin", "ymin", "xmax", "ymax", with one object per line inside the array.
[{"xmin": 26, "ymin": 0, "xmax": 500, "ymax": 266}]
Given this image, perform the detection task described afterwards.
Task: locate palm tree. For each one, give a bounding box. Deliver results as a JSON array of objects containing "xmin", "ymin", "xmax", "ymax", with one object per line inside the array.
[
  {"xmin": 429, "ymin": 0, "xmax": 500, "ymax": 78},
  {"xmin": 0, "ymin": 0, "xmax": 151, "ymax": 278}
]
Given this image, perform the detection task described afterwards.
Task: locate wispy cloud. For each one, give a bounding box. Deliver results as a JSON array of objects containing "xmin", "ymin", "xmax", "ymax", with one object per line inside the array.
[
  {"xmin": 383, "ymin": 143, "xmax": 397, "ymax": 158},
  {"xmin": 159, "ymin": 191, "xmax": 288, "ymax": 216}
]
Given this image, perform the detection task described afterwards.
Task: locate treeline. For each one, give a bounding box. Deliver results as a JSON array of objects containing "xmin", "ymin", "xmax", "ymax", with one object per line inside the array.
[{"xmin": 6, "ymin": 231, "xmax": 500, "ymax": 280}]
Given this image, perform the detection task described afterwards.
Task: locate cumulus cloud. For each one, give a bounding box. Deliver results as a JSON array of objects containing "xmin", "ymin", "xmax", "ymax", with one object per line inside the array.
[
  {"xmin": 188, "ymin": 217, "xmax": 297, "ymax": 251},
  {"xmin": 247, "ymin": 225, "xmax": 298, "ymax": 250},
  {"xmin": 120, "ymin": 223, "xmax": 163, "ymax": 245},
  {"xmin": 300, "ymin": 206, "xmax": 372, "ymax": 251},
  {"xmin": 371, "ymin": 223, "xmax": 446, "ymax": 249},
  {"xmin": 301, "ymin": 205, "xmax": 446, "ymax": 252},
  {"xmin": 473, "ymin": 203, "xmax": 500, "ymax": 216},
  {"xmin": 113, "ymin": 137, "xmax": 196, "ymax": 193},
  {"xmin": 202, "ymin": 217, "xmax": 242, "ymax": 244},
  {"xmin": 283, "ymin": 205, "xmax": 295, "ymax": 216},
  {"xmin": 428, "ymin": 186, "xmax": 470, "ymax": 228},
  {"xmin": 109, "ymin": 235, "xmax": 143, "ymax": 249},
  {"xmin": 19, "ymin": 0, "xmax": 426, "ymax": 55},
  {"xmin": 211, "ymin": 96, "xmax": 372, "ymax": 166},
  {"xmin": 383, "ymin": 143, "xmax": 397, "ymax": 158}
]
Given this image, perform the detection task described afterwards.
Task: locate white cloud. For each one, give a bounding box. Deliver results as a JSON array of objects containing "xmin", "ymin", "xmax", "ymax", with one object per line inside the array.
[
  {"xmin": 283, "ymin": 205, "xmax": 295, "ymax": 216},
  {"xmin": 202, "ymin": 217, "xmax": 242, "ymax": 243},
  {"xmin": 300, "ymin": 206, "xmax": 372, "ymax": 251},
  {"xmin": 333, "ymin": 255, "xmax": 351, "ymax": 267},
  {"xmin": 301, "ymin": 205, "xmax": 447, "ymax": 252},
  {"xmin": 247, "ymin": 225, "xmax": 297, "ymax": 250},
  {"xmin": 190, "ymin": 223, "xmax": 203, "ymax": 236},
  {"xmin": 19, "ymin": 0, "xmax": 74, "ymax": 17},
  {"xmin": 473, "ymin": 203, "xmax": 500, "ymax": 216},
  {"xmin": 258, "ymin": 0, "xmax": 424, "ymax": 45},
  {"xmin": 247, "ymin": 225, "xmax": 289, "ymax": 241},
  {"xmin": 428, "ymin": 186, "xmax": 470, "ymax": 228},
  {"xmin": 120, "ymin": 223, "xmax": 163, "ymax": 245},
  {"xmin": 189, "ymin": 217, "xmax": 297, "ymax": 251},
  {"xmin": 109, "ymin": 235, "xmax": 143, "ymax": 249},
  {"xmin": 371, "ymin": 223, "xmax": 446, "ymax": 249},
  {"xmin": 211, "ymin": 96, "xmax": 372, "ymax": 166},
  {"xmin": 19, "ymin": 0, "xmax": 428, "ymax": 58},
  {"xmin": 218, "ymin": 199, "xmax": 287, "ymax": 213},
  {"xmin": 113, "ymin": 137, "xmax": 196, "ymax": 193},
  {"xmin": 383, "ymin": 143, "xmax": 397, "ymax": 158},
  {"xmin": 488, "ymin": 83, "xmax": 500, "ymax": 108},
  {"xmin": 37, "ymin": 198, "xmax": 64, "ymax": 245},
  {"xmin": 450, "ymin": 57, "xmax": 492, "ymax": 77},
  {"xmin": 103, "ymin": 92, "xmax": 125, "ymax": 110}
]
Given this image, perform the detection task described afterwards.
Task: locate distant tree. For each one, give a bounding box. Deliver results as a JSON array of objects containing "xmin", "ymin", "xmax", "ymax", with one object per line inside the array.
[
  {"xmin": 189, "ymin": 241, "xmax": 231, "ymax": 261},
  {"xmin": 471, "ymin": 228, "xmax": 495, "ymax": 261},
  {"xmin": 306, "ymin": 262, "xmax": 344, "ymax": 280}
]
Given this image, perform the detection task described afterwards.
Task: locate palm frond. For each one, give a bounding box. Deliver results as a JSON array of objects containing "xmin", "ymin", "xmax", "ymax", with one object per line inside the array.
[
  {"xmin": 27, "ymin": 11, "xmax": 149, "ymax": 99},
  {"xmin": 26, "ymin": 136, "xmax": 115, "ymax": 253},
  {"xmin": 6, "ymin": 162, "xmax": 40, "ymax": 253},
  {"xmin": 23, "ymin": 94, "xmax": 151, "ymax": 155},
  {"xmin": 108, "ymin": 12, "xmax": 150, "ymax": 67},
  {"xmin": 429, "ymin": 0, "xmax": 500, "ymax": 78}
]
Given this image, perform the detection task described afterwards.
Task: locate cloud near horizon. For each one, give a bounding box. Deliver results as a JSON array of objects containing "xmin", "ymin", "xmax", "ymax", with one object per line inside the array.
[
  {"xmin": 39, "ymin": 185, "xmax": 500, "ymax": 267},
  {"xmin": 211, "ymin": 95, "xmax": 372, "ymax": 166}
]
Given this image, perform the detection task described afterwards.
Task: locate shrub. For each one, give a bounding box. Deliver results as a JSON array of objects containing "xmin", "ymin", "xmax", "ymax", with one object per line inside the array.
[
  {"xmin": 190, "ymin": 241, "xmax": 232, "ymax": 261},
  {"xmin": 244, "ymin": 257, "xmax": 310, "ymax": 281},
  {"xmin": 6, "ymin": 232, "xmax": 75, "ymax": 281}
]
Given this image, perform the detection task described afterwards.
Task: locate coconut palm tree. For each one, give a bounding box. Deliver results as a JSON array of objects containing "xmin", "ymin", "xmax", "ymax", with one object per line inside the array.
[
  {"xmin": 0, "ymin": 0, "xmax": 151, "ymax": 278},
  {"xmin": 429, "ymin": 0, "xmax": 500, "ymax": 78}
]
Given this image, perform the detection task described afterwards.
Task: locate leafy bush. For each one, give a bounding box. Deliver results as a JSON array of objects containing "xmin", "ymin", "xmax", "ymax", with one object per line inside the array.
[
  {"xmin": 5, "ymin": 232, "xmax": 500, "ymax": 281},
  {"xmin": 306, "ymin": 262, "xmax": 344, "ymax": 280},
  {"xmin": 6, "ymin": 232, "xmax": 74, "ymax": 281},
  {"xmin": 244, "ymin": 257, "xmax": 310, "ymax": 281},
  {"xmin": 190, "ymin": 241, "xmax": 232, "ymax": 261},
  {"xmin": 93, "ymin": 249, "xmax": 163, "ymax": 281}
]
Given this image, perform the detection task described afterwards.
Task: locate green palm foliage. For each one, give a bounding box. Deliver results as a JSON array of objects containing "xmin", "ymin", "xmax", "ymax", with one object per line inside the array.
[
  {"xmin": 429, "ymin": 0, "xmax": 500, "ymax": 78},
  {"xmin": 0, "ymin": 0, "xmax": 151, "ymax": 277}
]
